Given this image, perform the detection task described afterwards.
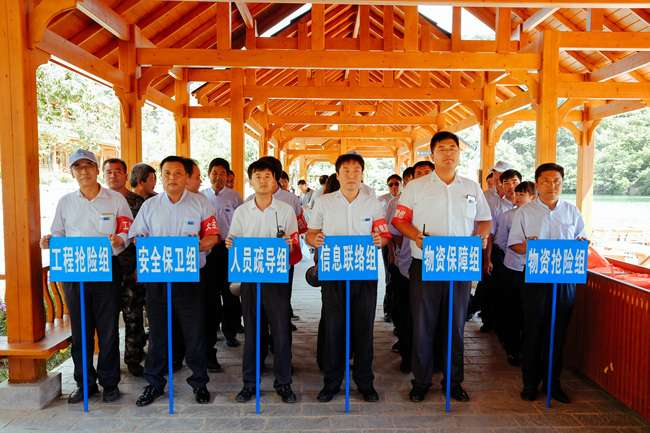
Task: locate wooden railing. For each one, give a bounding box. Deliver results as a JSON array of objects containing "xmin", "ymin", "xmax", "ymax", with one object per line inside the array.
[
  {"xmin": 0, "ymin": 267, "xmax": 71, "ymax": 359},
  {"xmin": 565, "ymin": 267, "xmax": 650, "ymax": 422}
]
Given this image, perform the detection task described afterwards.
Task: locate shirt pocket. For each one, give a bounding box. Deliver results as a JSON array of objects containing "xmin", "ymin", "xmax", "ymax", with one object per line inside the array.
[
  {"xmin": 355, "ymin": 217, "xmax": 373, "ymax": 235},
  {"xmin": 98, "ymin": 214, "xmax": 116, "ymax": 235},
  {"xmin": 182, "ymin": 217, "xmax": 201, "ymax": 236},
  {"xmin": 465, "ymin": 199, "xmax": 477, "ymax": 219}
]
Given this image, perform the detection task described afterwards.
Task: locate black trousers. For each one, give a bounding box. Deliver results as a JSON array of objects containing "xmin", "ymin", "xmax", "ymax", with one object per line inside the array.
[
  {"xmin": 390, "ymin": 266, "xmax": 412, "ymax": 365},
  {"xmin": 206, "ymin": 244, "xmax": 241, "ymax": 348},
  {"xmin": 321, "ymin": 279, "xmax": 377, "ymax": 392},
  {"xmin": 62, "ymin": 257, "xmax": 121, "ymax": 389},
  {"xmin": 502, "ymin": 267, "xmax": 524, "ymax": 356},
  {"xmin": 241, "ymin": 282, "xmax": 292, "ymax": 390},
  {"xmin": 381, "ymin": 246, "xmax": 393, "ymax": 317},
  {"xmin": 521, "ymin": 282, "xmax": 575, "ymax": 389},
  {"xmin": 143, "ymin": 281, "xmax": 209, "ymax": 392},
  {"xmin": 410, "ymin": 259, "xmax": 471, "ymax": 388}
]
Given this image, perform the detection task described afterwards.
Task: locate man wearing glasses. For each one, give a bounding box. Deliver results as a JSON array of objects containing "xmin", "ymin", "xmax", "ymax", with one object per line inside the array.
[{"xmin": 40, "ymin": 149, "xmax": 133, "ymax": 404}]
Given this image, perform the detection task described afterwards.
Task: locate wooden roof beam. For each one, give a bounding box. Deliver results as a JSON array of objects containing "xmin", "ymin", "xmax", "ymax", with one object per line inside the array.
[
  {"xmin": 246, "ymin": 86, "xmax": 482, "ymax": 101},
  {"xmin": 138, "ymin": 48, "xmax": 541, "ymax": 71},
  {"xmin": 519, "ymin": 8, "xmax": 558, "ymax": 34},
  {"xmin": 280, "ymin": 131, "xmax": 410, "ymax": 140},
  {"xmin": 77, "ymin": 0, "xmax": 130, "ymax": 40},
  {"xmin": 269, "ymin": 115, "xmax": 439, "ymax": 126},
  {"xmin": 589, "ymin": 52, "xmax": 650, "ymax": 82},
  {"xmin": 235, "ymin": 2, "xmax": 254, "ymax": 29},
  {"xmin": 587, "ymin": 99, "xmax": 648, "ymax": 120},
  {"xmin": 559, "ymin": 32, "xmax": 650, "ymax": 51},
  {"xmin": 558, "ymin": 81, "xmax": 650, "ymax": 99}
]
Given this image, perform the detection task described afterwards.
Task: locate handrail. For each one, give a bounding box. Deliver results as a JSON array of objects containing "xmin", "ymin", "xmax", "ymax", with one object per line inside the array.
[{"xmin": 565, "ymin": 270, "xmax": 650, "ymax": 423}]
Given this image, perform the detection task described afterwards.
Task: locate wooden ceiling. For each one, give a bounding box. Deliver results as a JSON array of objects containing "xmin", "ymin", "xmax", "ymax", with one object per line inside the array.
[{"xmin": 34, "ymin": 1, "xmax": 650, "ymax": 162}]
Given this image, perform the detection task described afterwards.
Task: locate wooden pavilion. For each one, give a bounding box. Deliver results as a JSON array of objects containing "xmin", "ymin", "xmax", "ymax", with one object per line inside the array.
[{"xmin": 1, "ymin": 0, "xmax": 649, "ymax": 415}]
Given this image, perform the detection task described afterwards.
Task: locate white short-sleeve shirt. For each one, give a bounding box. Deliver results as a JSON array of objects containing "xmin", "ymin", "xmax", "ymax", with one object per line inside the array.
[
  {"xmin": 508, "ymin": 198, "xmax": 587, "ymax": 249},
  {"xmin": 229, "ymin": 197, "xmax": 299, "ymax": 240},
  {"xmin": 309, "ymin": 189, "xmax": 390, "ymax": 237},
  {"xmin": 498, "ymin": 208, "xmax": 526, "ymax": 271},
  {"xmin": 246, "ymin": 187, "xmax": 307, "ymax": 233},
  {"xmin": 201, "ymin": 186, "xmax": 243, "ymax": 238},
  {"xmin": 128, "ymin": 190, "xmax": 220, "ymax": 268},
  {"xmin": 392, "ymin": 171, "xmax": 491, "ymax": 260},
  {"xmin": 51, "ymin": 185, "xmax": 133, "ymax": 256}
]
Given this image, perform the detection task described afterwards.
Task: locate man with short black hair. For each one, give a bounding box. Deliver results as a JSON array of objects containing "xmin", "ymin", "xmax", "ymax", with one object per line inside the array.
[
  {"xmin": 226, "ymin": 170, "xmax": 235, "ymax": 189},
  {"xmin": 130, "ymin": 156, "xmax": 221, "ymax": 407},
  {"xmin": 508, "ymin": 163, "xmax": 587, "ymax": 404},
  {"xmin": 307, "ymin": 153, "xmax": 391, "ymax": 403},
  {"xmin": 307, "ymin": 174, "xmax": 329, "ymax": 209},
  {"xmin": 201, "ymin": 158, "xmax": 244, "ymax": 369},
  {"xmin": 393, "ymin": 131, "xmax": 491, "ymax": 403},
  {"xmin": 103, "ymin": 158, "xmax": 146, "ymax": 377}
]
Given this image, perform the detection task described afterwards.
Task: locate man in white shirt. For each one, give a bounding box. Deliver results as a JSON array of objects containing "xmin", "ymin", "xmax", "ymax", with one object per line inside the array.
[
  {"xmin": 201, "ymin": 158, "xmax": 245, "ymax": 370},
  {"xmin": 508, "ymin": 163, "xmax": 587, "ymax": 404},
  {"xmin": 226, "ymin": 159, "xmax": 300, "ymax": 404},
  {"xmin": 393, "ymin": 131, "xmax": 492, "ymax": 403},
  {"xmin": 40, "ymin": 149, "xmax": 133, "ymax": 404},
  {"xmin": 307, "ymin": 153, "xmax": 391, "ymax": 403},
  {"xmin": 129, "ymin": 156, "xmax": 221, "ymax": 407},
  {"xmin": 307, "ymin": 175, "xmax": 329, "ymax": 209}
]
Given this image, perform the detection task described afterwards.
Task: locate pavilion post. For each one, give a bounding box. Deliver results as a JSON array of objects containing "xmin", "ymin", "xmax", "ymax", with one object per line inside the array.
[
  {"xmin": 174, "ymin": 68, "xmax": 190, "ymax": 157},
  {"xmin": 231, "ymin": 68, "xmax": 245, "ymax": 195},
  {"xmin": 117, "ymin": 27, "xmax": 143, "ymax": 170},
  {"xmin": 535, "ymin": 30, "xmax": 560, "ymax": 166},
  {"xmin": 0, "ymin": 0, "xmax": 48, "ymax": 383},
  {"xmin": 479, "ymin": 79, "xmax": 496, "ymax": 190},
  {"xmin": 576, "ymin": 104, "xmax": 600, "ymax": 237}
]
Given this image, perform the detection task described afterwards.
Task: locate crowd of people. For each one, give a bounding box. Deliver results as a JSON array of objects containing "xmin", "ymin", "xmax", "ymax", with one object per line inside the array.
[{"xmin": 38, "ymin": 130, "xmax": 586, "ymax": 408}]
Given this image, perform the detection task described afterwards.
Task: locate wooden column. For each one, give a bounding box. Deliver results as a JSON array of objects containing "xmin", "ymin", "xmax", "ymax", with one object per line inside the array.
[
  {"xmin": 116, "ymin": 26, "xmax": 142, "ymax": 170},
  {"xmin": 174, "ymin": 69, "xmax": 190, "ymax": 157},
  {"xmin": 480, "ymin": 79, "xmax": 497, "ymax": 189},
  {"xmin": 231, "ymin": 68, "xmax": 245, "ymax": 195},
  {"xmin": 576, "ymin": 102, "xmax": 601, "ymax": 237},
  {"xmin": 536, "ymin": 30, "xmax": 560, "ymax": 166},
  {"xmin": 0, "ymin": 0, "xmax": 47, "ymax": 383}
]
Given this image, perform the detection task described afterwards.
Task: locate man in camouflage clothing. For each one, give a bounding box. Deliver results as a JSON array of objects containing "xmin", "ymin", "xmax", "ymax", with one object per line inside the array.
[{"xmin": 104, "ymin": 158, "xmax": 147, "ymax": 376}]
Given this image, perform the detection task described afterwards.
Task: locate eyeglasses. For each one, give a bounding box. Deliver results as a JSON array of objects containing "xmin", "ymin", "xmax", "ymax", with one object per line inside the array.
[
  {"xmin": 72, "ymin": 164, "xmax": 96, "ymax": 172},
  {"xmin": 388, "ymin": 182, "xmax": 400, "ymax": 187}
]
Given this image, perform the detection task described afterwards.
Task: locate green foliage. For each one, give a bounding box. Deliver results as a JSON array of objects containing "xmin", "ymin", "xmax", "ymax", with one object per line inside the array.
[{"xmin": 37, "ymin": 63, "xmax": 120, "ymax": 162}]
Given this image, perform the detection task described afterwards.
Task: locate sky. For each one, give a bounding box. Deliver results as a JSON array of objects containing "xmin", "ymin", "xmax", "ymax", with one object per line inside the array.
[{"xmin": 261, "ymin": 5, "xmax": 494, "ymax": 39}]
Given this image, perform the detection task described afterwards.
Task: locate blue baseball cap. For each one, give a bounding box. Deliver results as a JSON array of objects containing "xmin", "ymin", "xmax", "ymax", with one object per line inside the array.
[{"xmin": 69, "ymin": 149, "xmax": 98, "ymax": 168}]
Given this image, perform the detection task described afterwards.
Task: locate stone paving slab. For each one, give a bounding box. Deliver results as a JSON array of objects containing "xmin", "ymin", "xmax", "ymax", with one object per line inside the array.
[{"xmin": 1, "ymin": 260, "xmax": 649, "ymax": 432}]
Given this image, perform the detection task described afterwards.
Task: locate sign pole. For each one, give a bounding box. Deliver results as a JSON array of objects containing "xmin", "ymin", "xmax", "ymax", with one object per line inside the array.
[
  {"xmin": 256, "ymin": 282, "xmax": 261, "ymax": 415},
  {"xmin": 446, "ymin": 281, "xmax": 453, "ymax": 413},
  {"xmin": 345, "ymin": 279, "xmax": 350, "ymax": 414},
  {"xmin": 546, "ymin": 282, "xmax": 558, "ymax": 408},
  {"xmin": 167, "ymin": 281, "xmax": 174, "ymax": 414},
  {"xmin": 80, "ymin": 281, "xmax": 89, "ymax": 412}
]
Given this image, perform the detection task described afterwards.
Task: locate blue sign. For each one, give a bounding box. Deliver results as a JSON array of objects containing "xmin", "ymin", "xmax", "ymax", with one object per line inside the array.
[
  {"xmin": 318, "ymin": 236, "xmax": 378, "ymax": 281},
  {"xmin": 50, "ymin": 237, "xmax": 113, "ymax": 282},
  {"xmin": 228, "ymin": 238, "xmax": 289, "ymax": 283},
  {"xmin": 422, "ymin": 236, "xmax": 482, "ymax": 281},
  {"xmin": 136, "ymin": 237, "xmax": 199, "ymax": 282},
  {"xmin": 525, "ymin": 239, "xmax": 588, "ymax": 284}
]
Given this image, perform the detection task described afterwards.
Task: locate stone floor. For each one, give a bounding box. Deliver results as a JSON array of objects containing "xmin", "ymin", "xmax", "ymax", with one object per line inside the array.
[{"xmin": 0, "ymin": 260, "xmax": 648, "ymax": 432}]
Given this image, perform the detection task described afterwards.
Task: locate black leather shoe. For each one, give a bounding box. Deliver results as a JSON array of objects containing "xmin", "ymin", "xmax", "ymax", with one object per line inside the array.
[
  {"xmin": 359, "ymin": 387, "xmax": 379, "ymax": 402},
  {"xmin": 127, "ymin": 363, "xmax": 144, "ymax": 377},
  {"xmin": 409, "ymin": 385, "xmax": 429, "ymax": 402},
  {"xmin": 290, "ymin": 323, "xmax": 297, "ymax": 332},
  {"xmin": 399, "ymin": 360, "xmax": 412, "ymax": 374},
  {"xmin": 276, "ymin": 385, "xmax": 297, "ymax": 403},
  {"xmin": 136, "ymin": 385, "xmax": 164, "ymax": 407},
  {"xmin": 447, "ymin": 384, "xmax": 470, "ymax": 402},
  {"xmin": 235, "ymin": 386, "xmax": 255, "ymax": 403},
  {"xmin": 520, "ymin": 386, "xmax": 537, "ymax": 401},
  {"xmin": 193, "ymin": 386, "xmax": 211, "ymax": 404},
  {"xmin": 68, "ymin": 384, "xmax": 99, "ymax": 404},
  {"xmin": 207, "ymin": 359, "xmax": 222, "ymax": 373},
  {"xmin": 316, "ymin": 387, "xmax": 339, "ymax": 402},
  {"xmin": 102, "ymin": 385, "xmax": 120, "ymax": 403},
  {"xmin": 550, "ymin": 387, "xmax": 571, "ymax": 404},
  {"xmin": 383, "ymin": 313, "xmax": 392, "ymax": 323},
  {"xmin": 226, "ymin": 337, "xmax": 240, "ymax": 348}
]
